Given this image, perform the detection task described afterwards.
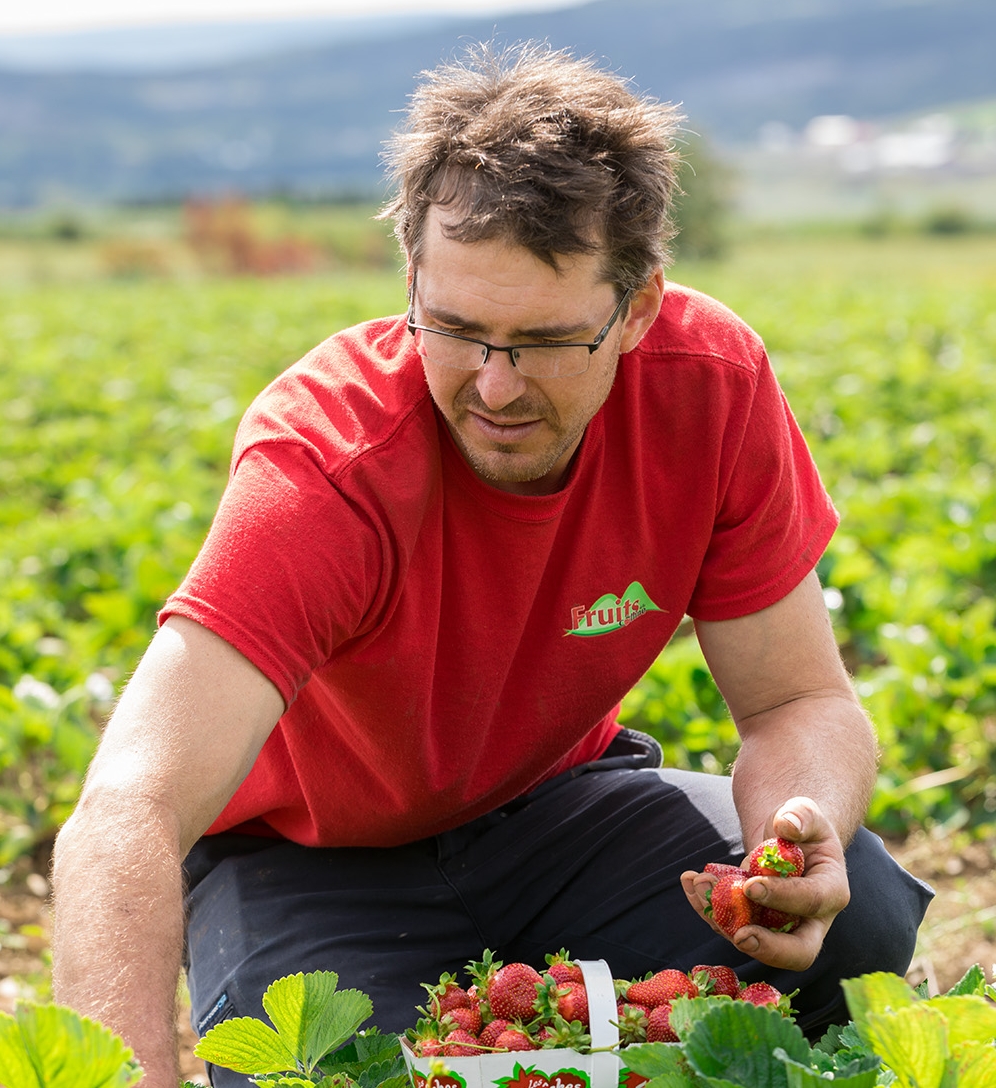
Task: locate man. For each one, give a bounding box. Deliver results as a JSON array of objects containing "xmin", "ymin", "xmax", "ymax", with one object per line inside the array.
[{"xmin": 52, "ymin": 42, "xmax": 931, "ymax": 1087}]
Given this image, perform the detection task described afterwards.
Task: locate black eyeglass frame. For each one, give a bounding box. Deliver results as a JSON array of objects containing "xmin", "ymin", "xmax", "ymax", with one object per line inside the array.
[{"xmin": 406, "ymin": 274, "xmax": 633, "ymax": 376}]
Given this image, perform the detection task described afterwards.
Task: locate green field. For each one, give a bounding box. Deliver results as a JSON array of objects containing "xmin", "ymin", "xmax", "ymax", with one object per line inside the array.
[{"xmin": 2, "ymin": 228, "xmax": 995, "ymax": 866}]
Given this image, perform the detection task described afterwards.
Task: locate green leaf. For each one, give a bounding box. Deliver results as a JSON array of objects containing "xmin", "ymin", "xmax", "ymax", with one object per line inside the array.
[
  {"xmin": 249, "ymin": 1075, "xmax": 323, "ymax": 1086},
  {"xmin": 0, "ymin": 1010, "xmax": 41, "ymax": 1088},
  {"xmin": 945, "ymin": 964, "xmax": 987, "ymax": 997},
  {"xmin": 923, "ymin": 994, "xmax": 996, "ymax": 1047},
  {"xmin": 0, "ymin": 1003, "xmax": 142, "ymax": 1088},
  {"xmin": 262, "ymin": 971, "xmax": 373, "ymax": 1073},
  {"xmin": 774, "ymin": 1046, "xmax": 880, "ymax": 1088},
  {"xmin": 841, "ymin": 973, "xmax": 916, "ymax": 1037},
  {"xmin": 813, "ymin": 1020, "xmax": 866, "ymax": 1055},
  {"xmin": 617, "ymin": 1044, "xmax": 699, "ymax": 1087},
  {"xmin": 681, "ymin": 1001, "xmax": 811, "ymax": 1088},
  {"xmin": 195, "ymin": 1016, "xmax": 298, "ymax": 1075},
  {"xmin": 641, "ymin": 1073, "xmax": 699, "ymax": 1088},
  {"xmin": 950, "ymin": 1040, "xmax": 996, "ymax": 1087},
  {"xmin": 860, "ymin": 1005, "xmax": 948, "ymax": 1088}
]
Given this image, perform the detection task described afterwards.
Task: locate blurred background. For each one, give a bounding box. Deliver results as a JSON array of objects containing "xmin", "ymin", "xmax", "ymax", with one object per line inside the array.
[
  {"xmin": 1, "ymin": 0, "xmax": 995, "ymax": 260},
  {"xmin": 1, "ymin": 0, "xmax": 994, "ymax": 1063}
]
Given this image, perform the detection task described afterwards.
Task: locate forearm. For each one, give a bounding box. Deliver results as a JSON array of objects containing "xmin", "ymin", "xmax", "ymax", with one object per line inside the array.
[
  {"xmin": 730, "ymin": 692, "xmax": 878, "ymax": 850},
  {"xmin": 52, "ymin": 790, "xmax": 186, "ymax": 1088}
]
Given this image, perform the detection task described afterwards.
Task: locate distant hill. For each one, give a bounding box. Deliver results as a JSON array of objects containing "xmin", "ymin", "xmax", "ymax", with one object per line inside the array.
[{"xmin": 2, "ymin": 0, "xmax": 995, "ymax": 207}]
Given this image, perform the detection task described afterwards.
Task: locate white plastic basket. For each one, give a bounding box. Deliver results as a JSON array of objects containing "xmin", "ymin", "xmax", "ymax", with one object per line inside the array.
[{"xmin": 401, "ymin": 959, "xmax": 649, "ymax": 1088}]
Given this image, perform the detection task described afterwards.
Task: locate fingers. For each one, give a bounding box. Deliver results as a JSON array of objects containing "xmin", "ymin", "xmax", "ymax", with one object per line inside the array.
[{"xmin": 682, "ymin": 796, "xmax": 853, "ymax": 971}]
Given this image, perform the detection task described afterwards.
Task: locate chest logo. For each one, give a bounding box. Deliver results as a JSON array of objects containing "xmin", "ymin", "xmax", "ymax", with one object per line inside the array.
[{"xmin": 566, "ymin": 581, "xmax": 663, "ymax": 637}]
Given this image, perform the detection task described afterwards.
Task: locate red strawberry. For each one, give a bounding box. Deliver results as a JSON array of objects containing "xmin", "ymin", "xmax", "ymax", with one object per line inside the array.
[
  {"xmin": 423, "ymin": 972, "xmax": 473, "ymax": 1018},
  {"xmin": 690, "ymin": 964, "xmax": 741, "ymax": 999},
  {"xmin": 553, "ymin": 980, "xmax": 588, "ymax": 1026},
  {"xmin": 756, "ymin": 905, "xmax": 802, "ymax": 933},
  {"xmin": 625, "ymin": 969, "xmax": 698, "ymax": 1009},
  {"xmin": 615, "ymin": 1003, "xmax": 649, "ymax": 1045},
  {"xmin": 747, "ymin": 837, "xmax": 805, "ymax": 879},
  {"xmin": 407, "ymin": 1016, "xmax": 443, "ymax": 1056},
  {"xmin": 645, "ymin": 1002, "xmax": 679, "ymax": 1043},
  {"xmin": 739, "ymin": 981, "xmax": 783, "ymax": 1007},
  {"xmin": 704, "ymin": 862, "xmax": 744, "ymax": 878},
  {"xmin": 478, "ymin": 1018, "xmax": 512, "ymax": 1048},
  {"xmin": 441, "ymin": 1005, "xmax": 483, "ymax": 1036},
  {"xmin": 545, "ymin": 948, "xmax": 584, "ymax": 984},
  {"xmin": 536, "ymin": 1016, "xmax": 591, "ymax": 1049},
  {"xmin": 488, "ymin": 963, "xmax": 544, "ymax": 1021},
  {"xmin": 493, "ymin": 1026, "xmax": 539, "ymax": 1051},
  {"xmin": 706, "ymin": 869, "xmax": 757, "ymax": 938},
  {"xmin": 441, "ymin": 1028, "xmax": 481, "ymax": 1056}
]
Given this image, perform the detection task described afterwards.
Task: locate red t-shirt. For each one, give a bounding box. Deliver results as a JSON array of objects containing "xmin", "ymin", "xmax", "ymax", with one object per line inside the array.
[{"xmin": 160, "ymin": 283, "xmax": 838, "ymax": 848}]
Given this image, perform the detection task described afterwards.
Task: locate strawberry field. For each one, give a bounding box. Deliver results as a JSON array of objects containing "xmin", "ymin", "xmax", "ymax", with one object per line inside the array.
[{"xmin": 1, "ymin": 231, "xmax": 995, "ymax": 875}]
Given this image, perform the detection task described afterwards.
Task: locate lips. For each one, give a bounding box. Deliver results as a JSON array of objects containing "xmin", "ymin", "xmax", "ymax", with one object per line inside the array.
[{"xmin": 469, "ymin": 412, "xmax": 543, "ymax": 443}]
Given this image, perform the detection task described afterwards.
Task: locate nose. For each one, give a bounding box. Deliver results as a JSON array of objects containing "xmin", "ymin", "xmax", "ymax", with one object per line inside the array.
[{"xmin": 474, "ymin": 348, "xmax": 529, "ymax": 410}]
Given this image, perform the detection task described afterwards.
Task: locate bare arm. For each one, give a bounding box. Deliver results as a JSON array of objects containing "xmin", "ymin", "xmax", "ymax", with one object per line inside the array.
[
  {"xmin": 51, "ymin": 616, "xmax": 284, "ymax": 1088},
  {"xmin": 680, "ymin": 570, "xmax": 878, "ymax": 970}
]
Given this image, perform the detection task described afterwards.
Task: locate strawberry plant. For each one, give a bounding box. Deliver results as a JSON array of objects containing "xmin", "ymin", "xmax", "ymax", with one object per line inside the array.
[
  {"xmin": 1, "ymin": 956, "xmax": 993, "ymax": 1087},
  {"xmin": 193, "ymin": 969, "xmax": 408, "ymax": 1087}
]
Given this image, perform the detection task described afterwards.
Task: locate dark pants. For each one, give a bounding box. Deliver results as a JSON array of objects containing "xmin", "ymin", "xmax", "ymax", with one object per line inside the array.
[{"xmin": 183, "ymin": 730, "xmax": 933, "ymax": 1087}]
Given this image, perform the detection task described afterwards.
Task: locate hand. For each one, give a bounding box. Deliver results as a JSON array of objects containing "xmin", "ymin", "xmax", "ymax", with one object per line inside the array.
[{"xmin": 680, "ymin": 797, "xmax": 851, "ymax": 971}]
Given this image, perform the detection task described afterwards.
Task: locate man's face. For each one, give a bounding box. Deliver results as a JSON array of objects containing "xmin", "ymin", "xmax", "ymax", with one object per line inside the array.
[{"xmin": 412, "ymin": 206, "xmax": 661, "ymax": 496}]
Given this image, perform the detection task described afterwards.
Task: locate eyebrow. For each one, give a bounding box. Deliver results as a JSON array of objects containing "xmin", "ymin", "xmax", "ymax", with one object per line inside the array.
[{"xmin": 416, "ymin": 293, "xmax": 597, "ymax": 342}]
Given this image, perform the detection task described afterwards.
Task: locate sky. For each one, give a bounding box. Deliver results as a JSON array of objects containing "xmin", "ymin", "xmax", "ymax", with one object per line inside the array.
[{"xmin": 0, "ymin": 0, "xmax": 578, "ymax": 36}]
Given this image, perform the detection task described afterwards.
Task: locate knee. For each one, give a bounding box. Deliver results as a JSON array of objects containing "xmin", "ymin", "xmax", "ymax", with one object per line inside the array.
[{"xmin": 825, "ymin": 829, "xmax": 934, "ymax": 977}]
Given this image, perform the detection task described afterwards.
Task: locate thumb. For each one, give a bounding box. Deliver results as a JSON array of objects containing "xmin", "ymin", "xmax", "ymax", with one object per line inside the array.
[{"xmin": 771, "ymin": 797, "xmax": 822, "ymax": 842}]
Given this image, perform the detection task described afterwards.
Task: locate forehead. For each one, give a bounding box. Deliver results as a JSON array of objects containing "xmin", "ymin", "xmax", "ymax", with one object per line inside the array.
[{"xmin": 414, "ymin": 205, "xmax": 611, "ymax": 321}]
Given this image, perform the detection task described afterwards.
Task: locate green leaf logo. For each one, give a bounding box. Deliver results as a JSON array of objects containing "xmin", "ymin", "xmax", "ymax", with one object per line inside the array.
[{"xmin": 566, "ymin": 582, "xmax": 662, "ymax": 637}]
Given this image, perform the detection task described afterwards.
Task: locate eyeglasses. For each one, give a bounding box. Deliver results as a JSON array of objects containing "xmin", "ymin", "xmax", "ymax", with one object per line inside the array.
[{"xmin": 406, "ymin": 276, "xmax": 632, "ymax": 379}]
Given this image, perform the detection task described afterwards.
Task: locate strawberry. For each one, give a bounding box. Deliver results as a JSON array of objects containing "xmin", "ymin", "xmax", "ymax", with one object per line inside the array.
[
  {"xmin": 555, "ymin": 980, "xmax": 589, "ymax": 1026},
  {"xmin": 536, "ymin": 1015, "xmax": 591, "ymax": 1050},
  {"xmin": 705, "ymin": 868, "xmax": 757, "ymax": 938},
  {"xmin": 422, "ymin": 972, "xmax": 473, "ymax": 1018},
  {"xmin": 441, "ymin": 1028, "xmax": 482, "ymax": 1056},
  {"xmin": 407, "ymin": 1016, "xmax": 443, "ymax": 1056},
  {"xmin": 544, "ymin": 948, "xmax": 584, "ymax": 984},
  {"xmin": 704, "ymin": 861, "xmax": 744, "ymax": 878},
  {"xmin": 488, "ymin": 962, "xmax": 544, "ymax": 1021},
  {"xmin": 441, "ymin": 1005, "xmax": 483, "ymax": 1036},
  {"xmin": 493, "ymin": 1026, "xmax": 539, "ymax": 1051},
  {"xmin": 738, "ymin": 981, "xmax": 785, "ymax": 1009},
  {"xmin": 478, "ymin": 1018, "xmax": 512, "ymax": 1048},
  {"xmin": 690, "ymin": 964, "xmax": 741, "ymax": 999},
  {"xmin": 645, "ymin": 1002, "xmax": 679, "ymax": 1043},
  {"xmin": 756, "ymin": 904, "xmax": 802, "ymax": 933},
  {"xmin": 625, "ymin": 969, "xmax": 698, "ymax": 1009},
  {"xmin": 747, "ymin": 837, "xmax": 805, "ymax": 878},
  {"xmin": 614, "ymin": 1002, "xmax": 648, "ymax": 1045}
]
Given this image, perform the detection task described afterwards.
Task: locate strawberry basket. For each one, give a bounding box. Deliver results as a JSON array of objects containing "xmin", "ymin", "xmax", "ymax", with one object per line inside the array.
[{"xmin": 401, "ymin": 959, "xmax": 648, "ymax": 1088}]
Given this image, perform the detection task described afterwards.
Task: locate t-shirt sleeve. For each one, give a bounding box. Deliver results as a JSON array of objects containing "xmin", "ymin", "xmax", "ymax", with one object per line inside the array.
[
  {"xmin": 685, "ymin": 349, "xmax": 839, "ymax": 621},
  {"xmin": 159, "ymin": 442, "xmax": 386, "ymax": 707}
]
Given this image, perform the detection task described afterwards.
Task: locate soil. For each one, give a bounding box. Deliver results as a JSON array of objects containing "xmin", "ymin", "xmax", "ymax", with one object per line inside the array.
[{"xmin": 1, "ymin": 830, "xmax": 993, "ymax": 1086}]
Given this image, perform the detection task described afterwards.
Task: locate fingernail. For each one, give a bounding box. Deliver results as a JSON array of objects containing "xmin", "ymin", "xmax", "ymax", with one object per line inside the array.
[
  {"xmin": 738, "ymin": 935, "xmax": 760, "ymax": 954},
  {"xmin": 781, "ymin": 811, "xmax": 803, "ymax": 834},
  {"xmin": 746, "ymin": 881, "xmax": 767, "ymax": 901}
]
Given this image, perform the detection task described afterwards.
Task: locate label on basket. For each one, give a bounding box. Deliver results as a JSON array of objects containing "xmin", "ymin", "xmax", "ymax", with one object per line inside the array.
[{"xmin": 409, "ymin": 1064, "xmax": 592, "ymax": 1088}]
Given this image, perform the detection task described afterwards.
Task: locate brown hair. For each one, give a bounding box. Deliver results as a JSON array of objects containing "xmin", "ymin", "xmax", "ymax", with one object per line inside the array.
[{"xmin": 379, "ymin": 41, "xmax": 684, "ymax": 292}]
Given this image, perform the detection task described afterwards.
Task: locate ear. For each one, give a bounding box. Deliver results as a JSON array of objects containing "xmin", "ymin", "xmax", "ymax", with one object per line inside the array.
[{"xmin": 619, "ymin": 268, "xmax": 665, "ymax": 354}]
